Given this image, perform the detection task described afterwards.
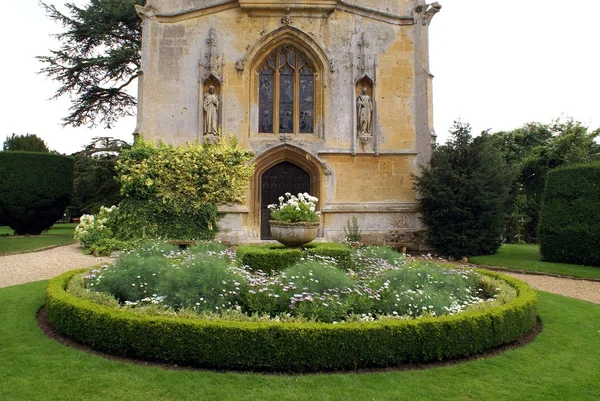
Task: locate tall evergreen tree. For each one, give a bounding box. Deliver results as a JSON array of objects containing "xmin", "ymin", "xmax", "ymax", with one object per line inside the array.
[
  {"xmin": 414, "ymin": 122, "xmax": 508, "ymax": 258},
  {"xmin": 489, "ymin": 118, "xmax": 600, "ymax": 243},
  {"xmin": 3, "ymin": 134, "xmax": 50, "ymax": 152},
  {"xmin": 38, "ymin": 0, "xmax": 143, "ymax": 128}
]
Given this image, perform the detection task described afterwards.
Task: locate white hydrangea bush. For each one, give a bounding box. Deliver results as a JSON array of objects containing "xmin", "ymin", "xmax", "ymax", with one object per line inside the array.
[{"xmin": 74, "ymin": 205, "xmax": 118, "ymax": 252}]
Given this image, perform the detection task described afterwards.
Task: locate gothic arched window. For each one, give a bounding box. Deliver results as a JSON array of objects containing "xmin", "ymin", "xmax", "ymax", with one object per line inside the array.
[{"xmin": 258, "ymin": 45, "xmax": 315, "ymax": 134}]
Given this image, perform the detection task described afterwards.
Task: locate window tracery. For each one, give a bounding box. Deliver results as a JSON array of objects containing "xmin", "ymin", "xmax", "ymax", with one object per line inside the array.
[{"xmin": 258, "ymin": 45, "xmax": 315, "ymax": 135}]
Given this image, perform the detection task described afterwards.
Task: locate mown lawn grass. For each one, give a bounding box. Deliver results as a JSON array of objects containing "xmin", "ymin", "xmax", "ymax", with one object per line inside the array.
[
  {"xmin": 0, "ymin": 280, "xmax": 599, "ymax": 401},
  {"xmin": 0, "ymin": 224, "xmax": 76, "ymax": 255},
  {"xmin": 470, "ymin": 244, "xmax": 600, "ymax": 279}
]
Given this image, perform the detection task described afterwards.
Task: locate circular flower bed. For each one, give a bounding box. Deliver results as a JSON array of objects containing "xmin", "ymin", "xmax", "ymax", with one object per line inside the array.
[{"xmin": 45, "ymin": 242, "xmax": 537, "ymax": 372}]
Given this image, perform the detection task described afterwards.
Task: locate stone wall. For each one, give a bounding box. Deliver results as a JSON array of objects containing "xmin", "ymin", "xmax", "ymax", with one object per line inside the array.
[{"xmin": 136, "ymin": 0, "xmax": 440, "ymax": 245}]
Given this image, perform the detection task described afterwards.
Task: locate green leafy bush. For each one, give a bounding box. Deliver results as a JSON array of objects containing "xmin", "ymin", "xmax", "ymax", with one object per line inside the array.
[
  {"xmin": 47, "ymin": 268, "xmax": 537, "ymax": 372},
  {"xmin": 130, "ymin": 240, "xmax": 181, "ymax": 258},
  {"xmin": 237, "ymin": 243, "xmax": 353, "ymax": 273},
  {"xmin": 115, "ymin": 198, "xmax": 218, "ymax": 241},
  {"xmin": 111, "ymin": 137, "xmax": 253, "ymax": 241},
  {"xmin": 0, "ymin": 152, "xmax": 74, "ymax": 235},
  {"xmin": 236, "ymin": 244, "xmax": 303, "ymax": 273},
  {"xmin": 116, "ymin": 137, "xmax": 254, "ymax": 208},
  {"xmin": 70, "ymin": 154, "xmax": 122, "ymax": 216},
  {"xmin": 90, "ymin": 253, "xmax": 170, "ymax": 302},
  {"xmin": 74, "ymin": 205, "xmax": 120, "ymax": 255},
  {"xmin": 353, "ymin": 245, "xmax": 404, "ymax": 266},
  {"xmin": 539, "ymin": 164, "xmax": 600, "ymax": 266},
  {"xmin": 414, "ymin": 122, "xmax": 508, "ymax": 258},
  {"xmin": 284, "ymin": 260, "xmax": 355, "ymax": 294},
  {"xmin": 372, "ymin": 264, "xmax": 479, "ymax": 317},
  {"xmin": 3, "ymin": 133, "xmax": 50, "ymax": 152},
  {"xmin": 187, "ymin": 241, "xmax": 228, "ymax": 255},
  {"xmin": 304, "ymin": 242, "xmax": 353, "ymax": 270},
  {"xmin": 157, "ymin": 254, "xmax": 243, "ymax": 311}
]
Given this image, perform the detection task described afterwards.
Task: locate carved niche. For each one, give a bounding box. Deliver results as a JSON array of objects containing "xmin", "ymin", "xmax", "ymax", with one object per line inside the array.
[
  {"xmin": 351, "ymin": 33, "xmax": 379, "ymax": 154},
  {"xmin": 199, "ymin": 28, "xmax": 224, "ymax": 144}
]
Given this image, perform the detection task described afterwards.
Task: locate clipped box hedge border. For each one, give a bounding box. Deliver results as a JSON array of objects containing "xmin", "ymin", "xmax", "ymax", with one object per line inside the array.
[
  {"xmin": 236, "ymin": 242, "xmax": 353, "ymax": 273},
  {"xmin": 46, "ymin": 269, "xmax": 537, "ymax": 372}
]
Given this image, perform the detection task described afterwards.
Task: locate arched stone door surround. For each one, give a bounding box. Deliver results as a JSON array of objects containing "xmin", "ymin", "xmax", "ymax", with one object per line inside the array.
[{"xmin": 251, "ymin": 144, "xmax": 326, "ymax": 240}]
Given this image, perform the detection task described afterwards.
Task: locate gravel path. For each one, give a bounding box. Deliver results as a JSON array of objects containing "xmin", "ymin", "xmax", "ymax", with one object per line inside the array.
[
  {"xmin": 500, "ymin": 272, "xmax": 600, "ymax": 305},
  {"xmin": 1, "ymin": 245, "xmax": 599, "ymax": 305},
  {"xmin": 0, "ymin": 244, "xmax": 114, "ymax": 288}
]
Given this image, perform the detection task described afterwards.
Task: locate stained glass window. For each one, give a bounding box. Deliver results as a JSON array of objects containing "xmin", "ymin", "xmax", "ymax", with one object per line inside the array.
[
  {"xmin": 257, "ymin": 45, "xmax": 315, "ymax": 135},
  {"xmin": 259, "ymin": 63, "xmax": 274, "ymax": 133}
]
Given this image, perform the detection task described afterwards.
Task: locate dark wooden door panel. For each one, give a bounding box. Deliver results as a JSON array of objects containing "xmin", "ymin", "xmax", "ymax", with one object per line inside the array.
[{"xmin": 261, "ymin": 162, "xmax": 310, "ymax": 239}]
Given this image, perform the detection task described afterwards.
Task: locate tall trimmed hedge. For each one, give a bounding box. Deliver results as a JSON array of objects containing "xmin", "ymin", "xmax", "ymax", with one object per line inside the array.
[
  {"xmin": 0, "ymin": 152, "xmax": 74, "ymax": 235},
  {"xmin": 539, "ymin": 164, "xmax": 600, "ymax": 266}
]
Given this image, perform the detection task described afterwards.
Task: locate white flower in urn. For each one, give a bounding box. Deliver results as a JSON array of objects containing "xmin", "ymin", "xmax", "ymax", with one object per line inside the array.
[{"xmin": 269, "ymin": 193, "xmax": 320, "ymax": 223}]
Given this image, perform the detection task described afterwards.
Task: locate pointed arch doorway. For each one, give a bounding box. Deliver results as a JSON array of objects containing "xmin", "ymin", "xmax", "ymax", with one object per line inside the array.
[{"xmin": 260, "ymin": 162, "xmax": 310, "ymax": 239}]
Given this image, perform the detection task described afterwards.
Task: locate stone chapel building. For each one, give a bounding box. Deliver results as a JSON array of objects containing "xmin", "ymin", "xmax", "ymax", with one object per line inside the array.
[{"xmin": 134, "ymin": 0, "xmax": 441, "ymax": 246}]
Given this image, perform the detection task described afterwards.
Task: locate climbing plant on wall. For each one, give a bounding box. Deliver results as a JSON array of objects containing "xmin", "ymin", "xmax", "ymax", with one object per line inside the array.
[{"xmin": 113, "ymin": 136, "xmax": 254, "ymax": 240}]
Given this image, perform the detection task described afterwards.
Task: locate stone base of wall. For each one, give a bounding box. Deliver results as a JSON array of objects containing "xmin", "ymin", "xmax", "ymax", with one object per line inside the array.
[{"xmin": 216, "ymin": 203, "xmax": 429, "ymax": 252}]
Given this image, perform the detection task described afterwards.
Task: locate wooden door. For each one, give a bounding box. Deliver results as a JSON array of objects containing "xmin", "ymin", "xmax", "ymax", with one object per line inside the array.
[{"xmin": 261, "ymin": 162, "xmax": 310, "ymax": 239}]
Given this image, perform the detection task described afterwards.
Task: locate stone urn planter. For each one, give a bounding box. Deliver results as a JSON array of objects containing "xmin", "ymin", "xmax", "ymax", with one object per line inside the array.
[{"xmin": 269, "ymin": 220, "xmax": 320, "ymax": 247}]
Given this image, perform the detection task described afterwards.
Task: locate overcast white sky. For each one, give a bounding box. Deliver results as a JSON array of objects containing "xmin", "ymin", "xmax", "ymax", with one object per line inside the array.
[{"xmin": 2, "ymin": 1, "xmax": 599, "ymax": 154}]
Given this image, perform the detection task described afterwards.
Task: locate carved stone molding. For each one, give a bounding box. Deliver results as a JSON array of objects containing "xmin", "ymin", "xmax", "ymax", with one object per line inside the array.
[
  {"xmin": 239, "ymin": 0, "xmax": 337, "ymax": 15},
  {"xmin": 201, "ymin": 28, "xmax": 223, "ymax": 81},
  {"xmin": 281, "ymin": 15, "xmax": 294, "ymax": 25},
  {"xmin": 235, "ymin": 26, "xmax": 333, "ymax": 74},
  {"xmin": 357, "ymin": 32, "xmax": 371, "ymax": 77},
  {"xmin": 337, "ymin": 1, "xmax": 414, "ymax": 26},
  {"xmin": 321, "ymin": 203, "xmax": 419, "ymax": 213},
  {"xmin": 134, "ymin": 4, "xmax": 157, "ymax": 20},
  {"xmin": 415, "ymin": 2, "xmax": 442, "ymax": 26}
]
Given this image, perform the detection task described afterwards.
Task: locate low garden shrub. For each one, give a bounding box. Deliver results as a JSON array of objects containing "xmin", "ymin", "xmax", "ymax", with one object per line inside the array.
[
  {"xmin": 305, "ymin": 242, "xmax": 353, "ymax": 270},
  {"xmin": 236, "ymin": 244, "xmax": 303, "ymax": 273},
  {"xmin": 0, "ymin": 152, "xmax": 74, "ymax": 235},
  {"xmin": 74, "ymin": 205, "xmax": 120, "ymax": 255},
  {"xmin": 76, "ymin": 243, "xmax": 513, "ymax": 322},
  {"xmin": 539, "ymin": 164, "xmax": 600, "ymax": 266},
  {"xmin": 236, "ymin": 242, "xmax": 353, "ymax": 273}
]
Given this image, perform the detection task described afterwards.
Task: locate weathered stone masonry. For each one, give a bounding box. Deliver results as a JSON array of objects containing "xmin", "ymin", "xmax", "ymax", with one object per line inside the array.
[{"xmin": 135, "ymin": 0, "xmax": 441, "ymax": 247}]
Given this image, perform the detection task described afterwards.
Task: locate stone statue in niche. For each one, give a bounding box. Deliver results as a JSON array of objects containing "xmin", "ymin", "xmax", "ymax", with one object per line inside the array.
[
  {"xmin": 356, "ymin": 87, "xmax": 373, "ymax": 142},
  {"xmin": 204, "ymin": 85, "xmax": 219, "ymax": 139}
]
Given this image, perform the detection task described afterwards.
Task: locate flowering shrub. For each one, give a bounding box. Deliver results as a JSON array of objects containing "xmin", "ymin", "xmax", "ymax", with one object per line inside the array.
[
  {"xmin": 74, "ymin": 205, "xmax": 120, "ymax": 255},
  {"xmin": 111, "ymin": 137, "xmax": 254, "ymax": 242},
  {"xmin": 78, "ymin": 242, "xmax": 515, "ymax": 323},
  {"xmin": 116, "ymin": 136, "xmax": 254, "ymax": 209},
  {"xmin": 268, "ymin": 192, "xmax": 320, "ymax": 223}
]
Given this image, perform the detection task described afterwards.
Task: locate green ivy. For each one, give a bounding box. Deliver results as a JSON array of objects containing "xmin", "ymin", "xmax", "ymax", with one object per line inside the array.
[{"xmin": 111, "ymin": 136, "xmax": 254, "ymax": 241}]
